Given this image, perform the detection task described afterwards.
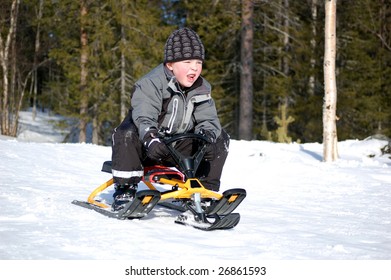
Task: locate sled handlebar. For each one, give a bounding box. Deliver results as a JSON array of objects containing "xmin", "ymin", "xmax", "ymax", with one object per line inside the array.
[
  {"xmin": 163, "ymin": 132, "xmax": 211, "ymax": 145},
  {"xmin": 162, "ymin": 133, "xmax": 211, "ymax": 179}
]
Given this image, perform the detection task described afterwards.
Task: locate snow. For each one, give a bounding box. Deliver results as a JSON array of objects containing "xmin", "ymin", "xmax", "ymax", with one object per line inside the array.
[{"xmin": 1, "ymin": 110, "xmax": 391, "ymax": 278}]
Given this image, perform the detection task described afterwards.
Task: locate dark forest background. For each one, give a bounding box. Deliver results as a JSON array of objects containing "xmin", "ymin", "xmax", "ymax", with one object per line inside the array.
[{"xmin": 1, "ymin": 0, "xmax": 390, "ymax": 144}]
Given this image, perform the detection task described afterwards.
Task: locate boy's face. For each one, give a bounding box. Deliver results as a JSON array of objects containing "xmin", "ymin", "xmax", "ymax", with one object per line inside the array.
[{"xmin": 166, "ymin": 59, "xmax": 203, "ymax": 88}]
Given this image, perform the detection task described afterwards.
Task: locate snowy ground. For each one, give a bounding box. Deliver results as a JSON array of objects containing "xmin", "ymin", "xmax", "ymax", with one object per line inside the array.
[{"xmin": 1, "ymin": 110, "xmax": 391, "ymax": 278}]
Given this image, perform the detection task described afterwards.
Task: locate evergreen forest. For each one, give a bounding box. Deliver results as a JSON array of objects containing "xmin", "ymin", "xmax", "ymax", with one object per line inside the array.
[{"xmin": 1, "ymin": 0, "xmax": 390, "ymax": 144}]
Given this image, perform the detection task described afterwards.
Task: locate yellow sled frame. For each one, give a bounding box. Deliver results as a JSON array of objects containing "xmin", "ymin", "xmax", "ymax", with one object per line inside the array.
[
  {"xmin": 87, "ymin": 176, "xmax": 224, "ymax": 209},
  {"xmin": 86, "ymin": 133, "xmax": 242, "ymax": 210}
]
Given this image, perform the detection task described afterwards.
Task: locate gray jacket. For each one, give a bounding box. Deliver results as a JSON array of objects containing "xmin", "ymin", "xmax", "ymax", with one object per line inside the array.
[{"xmin": 131, "ymin": 64, "xmax": 222, "ymax": 141}]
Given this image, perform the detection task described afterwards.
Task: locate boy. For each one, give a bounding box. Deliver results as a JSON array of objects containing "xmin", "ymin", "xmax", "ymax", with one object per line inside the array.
[{"xmin": 111, "ymin": 27, "xmax": 230, "ymax": 211}]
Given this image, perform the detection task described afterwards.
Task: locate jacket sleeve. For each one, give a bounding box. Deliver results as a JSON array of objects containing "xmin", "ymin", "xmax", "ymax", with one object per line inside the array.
[
  {"xmin": 131, "ymin": 78, "xmax": 163, "ymax": 140},
  {"xmin": 193, "ymin": 97, "xmax": 222, "ymax": 140}
]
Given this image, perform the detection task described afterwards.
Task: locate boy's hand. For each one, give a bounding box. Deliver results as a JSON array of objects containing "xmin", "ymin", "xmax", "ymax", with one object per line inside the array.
[
  {"xmin": 143, "ymin": 128, "xmax": 169, "ymax": 161},
  {"xmin": 199, "ymin": 129, "xmax": 216, "ymax": 161},
  {"xmin": 198, "ymin": 129, "xmax": 215, "ymax": 143}
]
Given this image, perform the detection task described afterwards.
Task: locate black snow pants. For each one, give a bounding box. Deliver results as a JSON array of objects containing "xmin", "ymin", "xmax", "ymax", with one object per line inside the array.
[{"xmin": 111, "ymin": 113, "xmax": 230, "ymax": 192}]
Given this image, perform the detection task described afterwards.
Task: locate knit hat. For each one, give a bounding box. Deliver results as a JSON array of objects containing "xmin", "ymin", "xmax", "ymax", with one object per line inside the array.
[{"xmin": 164, "ymin": 27, "xmax": 205, "ymax": 63}]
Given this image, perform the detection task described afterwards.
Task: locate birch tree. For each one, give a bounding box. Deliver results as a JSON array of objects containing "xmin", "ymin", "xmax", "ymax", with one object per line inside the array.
[
  {"xmin": 0, "ymin": 0, "xmax": 20, "ymax": 136},
  {"xmin": 323, "ymin": 0, "xmax": 338, "ymax": 161}
]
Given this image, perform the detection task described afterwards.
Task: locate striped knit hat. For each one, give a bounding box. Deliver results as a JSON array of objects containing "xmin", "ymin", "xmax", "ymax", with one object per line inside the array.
[{"xmin": 164, "ymin": 27, "xmax": 205, "ymax": 63}]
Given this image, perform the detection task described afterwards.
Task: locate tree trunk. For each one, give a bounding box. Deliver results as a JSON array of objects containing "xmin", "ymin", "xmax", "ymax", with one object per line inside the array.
[
  {"xmin": 0, "ymin": 0, "xmax": 20, "ymax": 136},
  {"xmin": 120, "ymin": 43, "xmax": 127, "ymax": 121},
  {"xmin": 79, "ymin": 0, "xmax": 89, "ymax": 143},
  {"xmin": 9, "ymin": 6, "xmax": 19, "ymax": 138},
  {"xmin": 120, "ymin": 0, "xmax": 127, "ymax": 121},
  {"xmin": 92, "ymin": 103, "xmax": 99, "ymax": 144},
  {"xmin": 308, "ymin": 0, "xmax": 318, "ymax": 96},
  {"xmin": 238, "ymin": 0, "xmax": 254, "ymax": 140},
  {"xmin": 32, "ymin": 0, "xmax": 44, "ymax": 121},
  {"xmin": 323, "ymin": 0, "xmax": 338, "ymax": 161},
  {"xmin": 278, "ymin": 0, "xmax": 293, "ymax": 143}
]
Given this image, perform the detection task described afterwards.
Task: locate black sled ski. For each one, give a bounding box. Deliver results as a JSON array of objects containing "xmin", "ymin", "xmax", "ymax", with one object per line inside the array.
[
  {"xmin": 164, "ymin": 188, "xmax": 246, "ymax": 231},
  {"xmin": 175, "ymin": 213, "xmax": 241, "ymax": 231},
  {"xmin": 72, "ymin": 190, "xmax": 160, "ymax": 220},
  {"xmin": 206, "ymin": 188, "xmax": 246, "ymax": 216}
]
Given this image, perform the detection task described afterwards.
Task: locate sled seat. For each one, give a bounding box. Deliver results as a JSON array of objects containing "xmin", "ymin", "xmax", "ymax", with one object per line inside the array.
[
  {"xmin": 101, "ymin": 161, "xmax": 185, "ymax": 183},
  {"xmin": 101, "ymin": 161, "xmax": 113, "ymax": 173}
]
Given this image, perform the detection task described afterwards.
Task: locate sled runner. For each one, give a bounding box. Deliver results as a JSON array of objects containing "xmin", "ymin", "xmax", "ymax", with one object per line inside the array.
[{"xmin": 72, "ymin": 133, "xmax": 246, "ymax": 231}]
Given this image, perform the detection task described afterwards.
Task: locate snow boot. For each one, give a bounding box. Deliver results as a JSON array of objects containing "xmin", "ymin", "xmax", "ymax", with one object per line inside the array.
[{"xmin": 112, "ymin": 184, "xmax": 138, "ymax": 212}]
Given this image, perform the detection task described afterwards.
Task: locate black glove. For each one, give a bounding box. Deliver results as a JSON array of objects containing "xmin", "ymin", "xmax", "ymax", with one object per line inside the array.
[
  {"xmin": 199, "ymin": 129, "xmax": 215, "ymax": 143},
  {"xmin": 199, "ymin": 129, "xmax": 216, "ymax": 161},
  {"xmin": 143, "ymin": 128, "xmax": 169, "ymax": 161}
]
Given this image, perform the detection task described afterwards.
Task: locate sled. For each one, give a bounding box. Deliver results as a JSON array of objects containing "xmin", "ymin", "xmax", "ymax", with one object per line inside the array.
[{"xmin": 72, "ymin": 133, "xmax": 246, "ymax": 231}]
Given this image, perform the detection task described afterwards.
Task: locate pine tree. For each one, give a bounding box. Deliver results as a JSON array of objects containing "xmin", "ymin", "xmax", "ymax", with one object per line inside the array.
[
  {"xmin": 337, "ymin": 0, "xmax": 391, "ymax": 139},
  {"xmin": 44, "ymin": 0, "xmax": 171, "ymax": 144}
]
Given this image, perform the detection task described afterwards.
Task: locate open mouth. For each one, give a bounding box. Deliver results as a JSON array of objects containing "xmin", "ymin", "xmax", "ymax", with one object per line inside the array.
[{"xmin": 187, "ymin": 74, "xmax": 196, "ymax": 82}]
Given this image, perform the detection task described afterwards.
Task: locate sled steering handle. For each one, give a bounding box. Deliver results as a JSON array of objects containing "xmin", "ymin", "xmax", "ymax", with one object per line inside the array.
[
  {"xmin": 163, "ymin": 133, "xmax": 210, "ymax": 179},
  {"xmin": 163, "ymin": 133, "xmax": 211, "ymax": 145}
]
